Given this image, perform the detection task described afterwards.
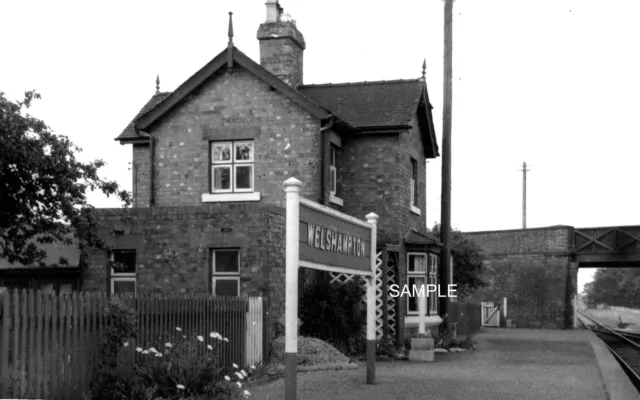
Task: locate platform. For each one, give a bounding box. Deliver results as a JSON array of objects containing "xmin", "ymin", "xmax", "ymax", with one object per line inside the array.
[{"xmin": 251, "ymin": 328, "xmax": 638, "ymax": 400}]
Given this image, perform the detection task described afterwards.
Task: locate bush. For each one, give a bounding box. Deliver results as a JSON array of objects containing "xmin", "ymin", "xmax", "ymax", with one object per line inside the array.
[
  {"xmin": 299, "ymin": 278, "xmax": 366, "ymax": 355},
  {"xmin": 90, "ymin": 297, "xmax": 140, "ymax": 400},
  {"xmin": 270, "ymin": 336, "xmax": 350, "ymax": 366}
]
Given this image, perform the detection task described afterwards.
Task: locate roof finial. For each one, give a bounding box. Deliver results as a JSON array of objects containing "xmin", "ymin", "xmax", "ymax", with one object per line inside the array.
[
  {"xmin": 156, "ymin": 75, "xmax": 160, "ymax": 93},
  {"xmin": 228, "ymin": 12, "xmax": 234, "ymax": 45},
  {"xmin": 421, "ymin": 59, "xmax": 426, "ymax": 80}
]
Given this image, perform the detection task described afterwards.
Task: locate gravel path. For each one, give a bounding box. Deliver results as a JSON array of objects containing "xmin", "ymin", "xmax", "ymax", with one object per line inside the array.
[{"xmin": 250, "ymin": 329, "xmax": 608, "ymax": 400}]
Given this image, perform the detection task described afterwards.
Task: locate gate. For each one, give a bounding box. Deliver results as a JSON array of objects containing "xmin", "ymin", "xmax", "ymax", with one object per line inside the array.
[{"xmin": 481, "ymin": 301, "xmax": 501, "ymax": 327}]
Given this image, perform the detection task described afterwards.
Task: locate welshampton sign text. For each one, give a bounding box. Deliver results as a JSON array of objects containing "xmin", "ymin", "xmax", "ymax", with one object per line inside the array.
[
  {"xmin": 306, "ymin": 223, "xmax": 367, "ymax": 258},
  {"xmin": 299, "ymin": 202, "xmax": 371, "ymax": 272}
]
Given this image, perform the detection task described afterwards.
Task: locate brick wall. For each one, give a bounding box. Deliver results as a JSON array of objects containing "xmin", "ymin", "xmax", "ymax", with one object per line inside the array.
[
  {"xmin": 465, "ymin": 226, "xmax": 576, "ymax": 328},
  {"xmin": 399, "ymin": 115, "xmax": 427, "ymax": 236},
  {"xmin": 131, "ymin": 67, "xmax": 322, "ymax": 208},
  {"xmin": 132, "ymin": 144, "xmax": 150, "ymax": 207},
  {"xmin": 339, "ymin": 134, "xmax": 399, "ymax": 244},
  {"xmin": 83, "ymin": 204, "xmax": 287, "ymax": 320}
]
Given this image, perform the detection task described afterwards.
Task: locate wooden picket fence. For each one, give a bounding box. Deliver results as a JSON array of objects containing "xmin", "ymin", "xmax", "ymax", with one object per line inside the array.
[{"xmin": 0, "ymin": 290, "xmax": 265, "ymax": 399}]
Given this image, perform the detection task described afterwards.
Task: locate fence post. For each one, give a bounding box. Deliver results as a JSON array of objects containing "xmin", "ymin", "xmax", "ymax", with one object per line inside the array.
[{"xmin": 1, "ymin": 290, "xmax": 9, "ymax": 398}]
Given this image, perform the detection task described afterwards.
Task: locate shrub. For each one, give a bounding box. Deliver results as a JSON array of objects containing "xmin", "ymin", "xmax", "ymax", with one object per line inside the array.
[
  {"xmin": 270, "ymin": 336, "xmax": 350, "ymax": 366},
  {"xmin": 376, "ymin": 334, "xmax": 397, "ymax": 357},
  {"xmin": 90, "ymin": 297, "xmax": 140, "ymax": 400},
  {"xmin": 134, "ymin": 328, "xmax": 252, "ymax": 400},
  {"xmin": 299, "ymin": 278, "xmax": 366, "ymax": 355}
]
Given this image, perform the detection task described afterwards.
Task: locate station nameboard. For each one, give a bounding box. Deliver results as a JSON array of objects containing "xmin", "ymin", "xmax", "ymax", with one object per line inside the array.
[{"xmin": 298, "ymin": 200, "xmax": 371, "ymax": 273}]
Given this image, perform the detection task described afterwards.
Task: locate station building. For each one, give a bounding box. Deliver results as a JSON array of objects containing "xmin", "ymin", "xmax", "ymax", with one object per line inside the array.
[{"xmin": 10, "ymin": 1, "xmax": 444, "ymax": 345}]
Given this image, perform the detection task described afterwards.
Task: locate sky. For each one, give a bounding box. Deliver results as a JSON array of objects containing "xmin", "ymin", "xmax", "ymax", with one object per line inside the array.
[{"xmin": 2, "ymin": 0, "xmax": 639, "ymax": 291}]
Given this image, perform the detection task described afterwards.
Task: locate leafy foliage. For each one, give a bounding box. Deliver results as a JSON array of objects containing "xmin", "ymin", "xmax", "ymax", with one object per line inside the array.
[
  {"xmin": 299, "ymin": 278, "xmax": 366, "ymax": 355},
  {"xmin": 0, "ymin": 91, "xmax": 131, "ymax": 266},
  {"xmin": 430, "ymin": 223, "xmax": 487, "ymax": 299},
  {"xmin": 584, "ymin": 267, "xmax": 640, "ymax": 308}
]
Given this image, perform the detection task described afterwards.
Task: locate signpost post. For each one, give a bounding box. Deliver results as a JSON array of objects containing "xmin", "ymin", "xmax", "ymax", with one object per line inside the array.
[{"xmin": 284, "ymin": 177, "xmax": 378, "ymax": 400}]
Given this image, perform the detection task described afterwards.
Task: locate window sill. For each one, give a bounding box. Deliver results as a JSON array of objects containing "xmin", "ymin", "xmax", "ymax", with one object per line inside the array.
[
  {"xmin": 202, "ymin": 192, "xmax": 261, "ymax": 202},
  {"xmin": 410, "ymin": 205, "xmax": 421, "ymax": 215},
  {"xmin": 405, "ymin": 315, "xmax": 443, "ymax": 327},
  {"xmin": 329, "ymin": 193, "xmax": 344, "ymax": 207}
]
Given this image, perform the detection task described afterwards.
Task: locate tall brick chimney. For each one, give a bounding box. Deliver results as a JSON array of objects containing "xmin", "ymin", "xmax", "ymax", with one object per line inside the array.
[{"xmin": 257, "ymin": 0, "xmax": 306, "ymax": 88}]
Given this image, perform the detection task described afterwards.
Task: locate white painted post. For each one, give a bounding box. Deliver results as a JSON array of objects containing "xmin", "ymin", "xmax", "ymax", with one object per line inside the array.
[
  {"xmin": 365, "ymin": 212, "xmax": 378, "ymax": 385},
  {"xmin": 503, "ymin": 297, "xmax": 507, "ymax": 319},
  {"xmin": 418, "ymin": 283, "xmax": 427, "ymax": 337},
  {"xmin": 284, "ymin": 177, "xmax": 301, "ymax": 400}
]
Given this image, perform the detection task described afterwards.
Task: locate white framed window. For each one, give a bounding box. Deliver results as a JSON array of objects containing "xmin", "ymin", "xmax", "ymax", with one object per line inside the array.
[
  {"xmin": 210, "ymin": 141, "xmax": 254, "ymax": 193},
  {"xmin": 211, "ymin": 249, "xmax": 240, "ymax": 297},
  {"xmin": 110, "ymin": 249, "xmax": 136, "ymax": 295},
  {"xmin": 329, "ymin": 146, "xmax": 337, "ymax": 195},
  {"xmin": 406, "ymin": 253, "xmax": 427, "ymax": 315},
  {"xmin": 410, "ymin": 158, "xmax": 418, "ymax": 206},
  {"xmin": 428, "ymin": 253, "xmax": 440, "ymax": 315}
]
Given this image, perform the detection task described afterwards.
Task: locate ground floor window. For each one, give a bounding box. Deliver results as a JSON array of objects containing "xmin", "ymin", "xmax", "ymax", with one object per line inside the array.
[
  {"xmin": 407, "ymin": 253, "xmax": 427, "ymax": 315},
  {"xmin": 110, "ymin": 249, "xmax": 137, "ymax": 295},
  {"xmin": 211, "ymin": 249, "xmax": 240, "ymax": 296}
]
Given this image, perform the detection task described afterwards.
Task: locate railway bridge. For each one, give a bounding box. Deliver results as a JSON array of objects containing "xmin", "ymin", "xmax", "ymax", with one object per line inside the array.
[{"xmin": 465, "ymin": 225, "xmax": 640, "ymax": 329}]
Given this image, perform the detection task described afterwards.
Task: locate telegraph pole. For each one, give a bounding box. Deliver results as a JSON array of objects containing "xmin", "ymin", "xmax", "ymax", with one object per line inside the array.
[
  {"xmin": 518, "ymin": 162, "xmax": 530, "ymax": 229},
  {"xmin": 440, "ymin": 0, "xmax": 454, "ymax": 329}
]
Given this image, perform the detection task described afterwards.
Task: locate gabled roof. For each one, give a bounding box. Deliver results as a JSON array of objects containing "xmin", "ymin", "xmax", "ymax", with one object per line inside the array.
[
  {"xmin": 117, "ymin": 92, "xmax": 171, "ymax": 142},
  {"xmin": 300, "ymin": 79, "xmax": 439, "ymax": 158},
  {"xmin": 298, "ymin": 79, "xmax": 424, "ymax": 128},
  {"xmin": 116, "ymin": 46, "xmax": 331, "ymax": 143}
]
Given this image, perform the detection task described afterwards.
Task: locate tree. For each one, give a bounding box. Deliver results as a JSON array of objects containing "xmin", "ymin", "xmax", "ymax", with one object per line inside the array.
[
  {"xmin": 0, "ymin": 91, "xmax": 130, "ymax": 266},
  {"xmin": 584, "ymin": 267, "xmax": 640, "ymax": 308},
  {"xmin": 430, "ymin": 223, "xmax": 487, "ymax": 299}
]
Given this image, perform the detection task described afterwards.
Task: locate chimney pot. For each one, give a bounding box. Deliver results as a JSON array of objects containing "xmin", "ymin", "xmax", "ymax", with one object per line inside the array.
[{"xmin": 265, "ymin": 0, "xmax": 281, "ymax": 23}]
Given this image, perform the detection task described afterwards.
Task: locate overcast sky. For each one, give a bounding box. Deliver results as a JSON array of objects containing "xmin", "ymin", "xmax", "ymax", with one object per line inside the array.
[{"xmin": 2, "ymin": 0, "xmax": 639, "ymax": 290}]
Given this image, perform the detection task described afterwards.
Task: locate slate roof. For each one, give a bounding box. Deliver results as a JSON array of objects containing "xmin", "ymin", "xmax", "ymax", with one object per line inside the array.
[
  {"xmin": 117, "ymin": 92, "xmax": 172, "ymax": 142},
  {"xmin": 0, "ymin": 238, "xmax": 81, "ymax": 269},
  {"xmin": 298, "ymin": 79, "xmax": 427, "ymax": 128}
]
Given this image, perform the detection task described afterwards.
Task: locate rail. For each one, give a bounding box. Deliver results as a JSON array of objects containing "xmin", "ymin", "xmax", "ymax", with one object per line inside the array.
[{"xmin": 577, "ymin": 310, "xmax": 640, "ymax": 390}]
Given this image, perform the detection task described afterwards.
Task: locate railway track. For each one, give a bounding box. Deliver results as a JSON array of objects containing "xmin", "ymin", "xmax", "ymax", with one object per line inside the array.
[{"xmin": 577, "ymin": 310, "xmax": 640, "ymax": 391}]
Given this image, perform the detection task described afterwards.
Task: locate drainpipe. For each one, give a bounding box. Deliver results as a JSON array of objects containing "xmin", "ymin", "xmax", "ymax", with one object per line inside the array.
[{"xmin": 136, "ymin": 129, "xmax": 155, "ymax": 206}]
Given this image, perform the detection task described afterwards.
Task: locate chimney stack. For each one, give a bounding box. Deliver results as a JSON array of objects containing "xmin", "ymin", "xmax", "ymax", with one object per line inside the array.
[{"xmin": 257, "ymin": 0, "xmax": 305, "ymax": 88}]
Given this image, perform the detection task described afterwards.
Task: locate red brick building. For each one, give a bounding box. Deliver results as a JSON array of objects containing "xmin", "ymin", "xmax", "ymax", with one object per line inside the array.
[{"xmin": 82, "ymin": 1, "xmax": 442, "ymax": 344}]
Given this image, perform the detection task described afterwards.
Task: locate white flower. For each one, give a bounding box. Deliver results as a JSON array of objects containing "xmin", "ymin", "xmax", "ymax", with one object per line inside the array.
[
  {"xmin": 183, "ymin": 335, "xmax": 186, "ymax": 338},
  {"xmin": 207, "ymin": 344, "xmax": 213, "ymax": 350},
  {"xmin": 240, "ymin": 369, "xmax": 248, "ymax": 377},
  {"xmin": 176, "ymin": 327, "xmax": 182, "ymax": 332},
  {"xmin": 224, "ymin": 375, "xmax": 231, "ymax": 381},
  {"xmin": 176, "ymin": 384, "xmax": 185, "ymax": 390},
  {"xmin": 123, "ymin": 341, "xmax": 129, "ymax": 347},
  {"xmin": 136, "ymin": 347, "xmax": 143, "ymax": 352},
  {"xmin": 155, "ymin": 352, "xmax": 163, "ymax": 357},
  {"xmin": 232, "ymin": 363, "xmax": 239, "ymax": 369},
  {"xmin": 243, "ymin": 390, "xmax": 251, "ymax": 396},
  {"xmin": 236, "ymin": 381, "xmax": 242, "ymax": 388},
  {"xmin": 142, "ymin": 350, "xmax": 150, "ymax": 355},
  {"xmin": 223, "ymin": 337, "xmax": 229, "ymax": 342},
  {"xmin": 210, "ymin": 332, "xmax": 221, "ymax": 339},
  {"xmin": 165, "ymin": 342, "xmax": 173, "ymax": 348},
  {"xmin": 235, "ymin": 372, "xmax": 244, "ymax": 380},
  {"xmin": 197, "ymin": 335, "xmax": 204, "ymax": 342},
  {"xmin": 250, "ymin": 365, "xmax": 256, "ymax": 370},
  {"xmin": 149, "ymin": 347, "xmax": 158, "ymax": 354}
]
